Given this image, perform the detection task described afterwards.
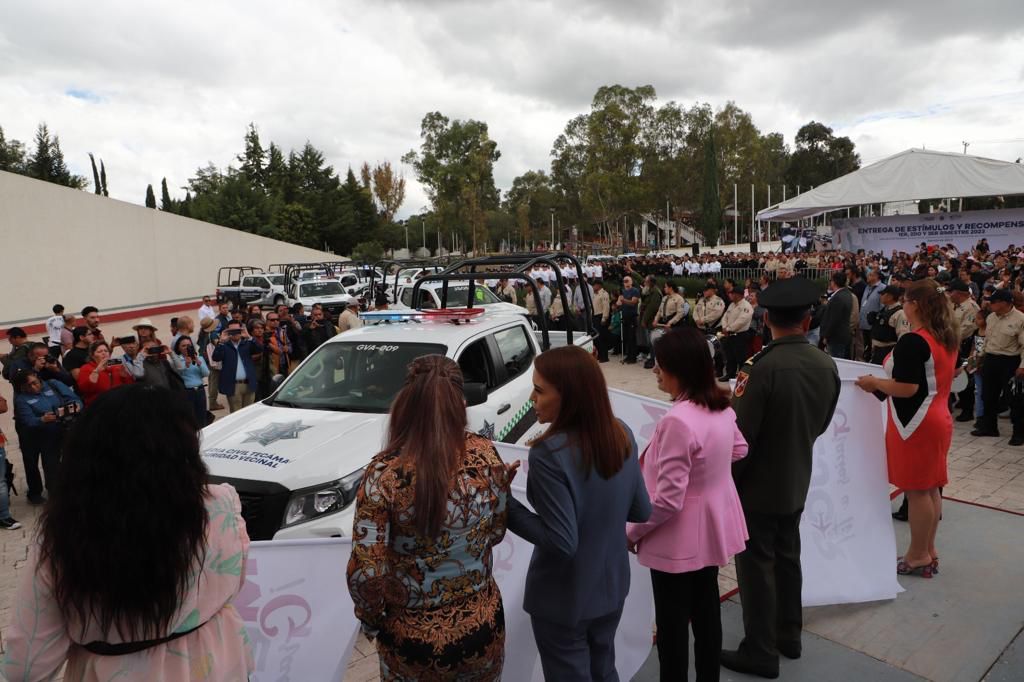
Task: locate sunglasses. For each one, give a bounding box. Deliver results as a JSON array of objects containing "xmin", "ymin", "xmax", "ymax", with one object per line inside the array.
[{"xmin": 267, "ymin": 317, "xmax": 279, "ymax": 321}]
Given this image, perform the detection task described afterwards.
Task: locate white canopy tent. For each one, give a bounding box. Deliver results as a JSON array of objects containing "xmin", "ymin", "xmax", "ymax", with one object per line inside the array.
[{"xmin": 757, "ymin": 149, "xmax": 1024, "ymax": 222}]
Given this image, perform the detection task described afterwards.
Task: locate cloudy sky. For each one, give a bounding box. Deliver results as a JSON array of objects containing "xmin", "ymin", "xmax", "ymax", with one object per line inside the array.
[{"xmin": 2, "ymin": 0, "xmax": 1022, "ymax": 217}]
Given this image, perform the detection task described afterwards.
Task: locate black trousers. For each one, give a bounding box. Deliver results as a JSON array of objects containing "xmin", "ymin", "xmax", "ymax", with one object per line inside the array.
[
  {"xmin": 17, "ymin": 425, "xmax": 61, "ymax": 498},
  {"xmin": 622, "ymin": 317, "xmax": 638, "ymax": 361},
  {"xmin": 861, "ymin": 330, "xmax": 873, "ymax": 361},
  {"xmin": 870, "ymin": 343, "xmax": 894, "ymax": 366},
  {"xmin": 596, "ymin": 319, "xmax": 610, "ymax": 361},
  {"xmin": 651, "ymin": 566, "xmax": 721, "ymax": 682},
  {"xmin": 735, "ymin": 509, "xmax": 803, "ymax": 665},
  {"xmin": 723, "ymin": 331, "xmax": 750, "ymax": 379},
  {"xmin": 531, "ymin": 608, "xmax": 622, "ymax": 682},
  {"xmin": 980, "ymin": 354, "xmax": 1022, "ymax": 436}
]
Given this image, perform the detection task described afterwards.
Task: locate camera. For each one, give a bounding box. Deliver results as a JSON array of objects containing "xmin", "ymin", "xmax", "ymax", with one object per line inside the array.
[
  {"xmin": 107, "ymin": 358, "xmax": 123, "ymax": 366},
  {"xmin": 53, "ymin": 401, "xmax": 81, "ymax": 425},
  {"xmin": 186, "ymin": 345, "xmax": 197, "ymax": 358},
  {"xmin": 117, "ymin": 336, "xmax": 136, "ymax": 345},
  {"xmin": 146, "ymin": 345, "xmax": 167, "ymax": 355}
]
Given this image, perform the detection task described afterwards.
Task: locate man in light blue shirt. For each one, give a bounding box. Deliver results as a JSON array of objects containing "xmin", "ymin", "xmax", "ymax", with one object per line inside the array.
[{"xmin": 858, "ymin": 269, "xmax": 886, "ymax": 362}]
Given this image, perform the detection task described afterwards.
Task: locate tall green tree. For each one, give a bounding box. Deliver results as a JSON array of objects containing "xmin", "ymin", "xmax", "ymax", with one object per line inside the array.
[
  {"xmin": 145, "ymin": 184, "xmax": 156, "ymax": 208},
  {"xmin": 160, "ymin": 177, "xmax": 174, "ymax": 211},
  {"xmin": 26, "ymin": 123, "xmax": 86, "ymax": 189},
  {"xmin": 700, "ymin": 128, "xmax": 722, "ymax": 246},
  {"xmin": 89, "ymin": 153, "xmax": 102, "ymax": 194},
  {"xmin": 238, "ymin": 123, "xmax": 267, "ymax": 191},
  {"xmin": 786, "ymin": 121, "xmax": 859, "ymax": 189},
  {"xmin": 403, "ymin": 112, "xmax": 500, "ymax": 253},
  {"xmin": 0, "ymin": 126, "xmax": 27, "ymax": 173}
]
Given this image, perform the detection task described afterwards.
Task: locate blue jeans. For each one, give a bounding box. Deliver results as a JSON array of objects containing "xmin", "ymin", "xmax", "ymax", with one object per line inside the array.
[
  {"xmin": 0, "ymin": 446, "xmax": 13, "ymax": 521},
  {"xmin": 974, "ymin": 373, "xmax": 984, "ymax": 419},
  {"xmin": 805, "ymin": 328, "xmax": 821, "ymax": 347}
]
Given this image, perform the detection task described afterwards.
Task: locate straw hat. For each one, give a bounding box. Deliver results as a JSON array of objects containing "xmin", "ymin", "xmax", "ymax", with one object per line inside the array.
[
  {"xmin": 200, "ymin": 317, "xmax": 218, "ymax": 332},
  {"xmin": 132, "ymin": 318, "xmax": 157, "ymax": 331}
]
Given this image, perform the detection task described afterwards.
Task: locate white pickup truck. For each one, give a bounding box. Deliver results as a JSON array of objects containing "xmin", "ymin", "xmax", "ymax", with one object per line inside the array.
[
  {"xmin": 393, "ymin": 280, "xmax": 524, "ymax": 316},
  {"xmin": 200, "ymin": 309, "xmax": 593, "ymax": 541}
]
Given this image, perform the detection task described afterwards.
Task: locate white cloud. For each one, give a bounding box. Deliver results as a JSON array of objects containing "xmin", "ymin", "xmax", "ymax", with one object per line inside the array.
[{"xmin": 1, "ymin": 0, "xmax": 1022, "ymax": 219}]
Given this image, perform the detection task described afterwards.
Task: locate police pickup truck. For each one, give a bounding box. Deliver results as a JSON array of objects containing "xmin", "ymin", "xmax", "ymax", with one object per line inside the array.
[{"xmin": 201, "ymin": 307, "xmax": 593, "ymax": 540}]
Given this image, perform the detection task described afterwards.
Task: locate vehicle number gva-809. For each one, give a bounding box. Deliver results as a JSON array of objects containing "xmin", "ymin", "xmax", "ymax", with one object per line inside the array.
[{"xmin": 356, "ymin": 344, "xmax": 400, "ymax": 352}]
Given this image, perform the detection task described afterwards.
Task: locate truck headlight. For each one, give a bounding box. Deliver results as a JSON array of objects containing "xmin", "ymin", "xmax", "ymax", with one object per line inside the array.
[{"xmin": 282, "ymin": 468, "xmax": 365, "ymax": 529}]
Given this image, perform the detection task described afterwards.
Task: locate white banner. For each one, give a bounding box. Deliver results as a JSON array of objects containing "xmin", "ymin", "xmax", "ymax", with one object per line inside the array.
[
  {"xmin": 609, "ymin": 380, "xmax": 902, "ymax": 606},
  {"xmin": 832, "ymin": 207, "xmax": 1024, "ymax": 253},
  {"xmin": 236, "ymin": 380, "xmax": 898, "ymax": 681},
  {"xmin": 237, "ymin": 538, "xmax": 357, "ymax": 682}
]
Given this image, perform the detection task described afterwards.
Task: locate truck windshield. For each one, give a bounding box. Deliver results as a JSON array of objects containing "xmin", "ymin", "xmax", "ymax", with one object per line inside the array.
[
  {"xmin": 299, "ymin": 281, "xmax": 345, "ymax": 297},
  {"xmin": 269, "ymin": 342, "xmax": 448, "ymax": 412},
  {"xmin": 268, "ymin": 274, "xmax": 285, "ymax": 285},
  {"xmin": 432, "ymin": 286, "xmax": 501, "ymax": 306}
]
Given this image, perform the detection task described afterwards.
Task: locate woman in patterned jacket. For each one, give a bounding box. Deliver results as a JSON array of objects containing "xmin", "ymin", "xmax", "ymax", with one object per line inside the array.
[{"xmin": 347, "ymin": 355, "xmax": 512, "ymax": 681}]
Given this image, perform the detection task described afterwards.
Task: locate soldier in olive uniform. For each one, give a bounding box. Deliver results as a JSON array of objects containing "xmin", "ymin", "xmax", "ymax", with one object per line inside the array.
[{"xmin": 721, "ymin": 277, "xmax": 841, "ymax": 679}]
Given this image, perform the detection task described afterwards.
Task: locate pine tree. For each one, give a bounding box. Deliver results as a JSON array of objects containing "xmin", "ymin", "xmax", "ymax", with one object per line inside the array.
[
  {"xmin": 89, "ymin": 153, "xmax": 102, "ymax": 194},
  {"xmin": 700, "ymin": 127, "xmax": 722, "ymax": 246},
  {"xmin": 0, "ymin": 126, "xmax": 27, "ymax": 172},
  {"xmin": 160, "ymin": 177, "xmax": 174, "ymax": 211},
  {"xmin": 26, "ymin": 124, "xmax": 86, "ymax": 189},
  {"xmin": 145, "ymin": 184, "xmax": 157, "ymax": 208},
  {"xmin": 100, "ymin": 161, "xmax": 108, "ymax": 196}
]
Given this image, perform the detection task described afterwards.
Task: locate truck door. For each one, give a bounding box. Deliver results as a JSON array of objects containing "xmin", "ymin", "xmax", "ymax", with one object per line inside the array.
[
  {"xmin": 458, "ymin": 325, "xmax": 538, "ymax": 445},
  {"xmin": 239, "ymin": 276, "xmax": 268, "ymax": 305}
]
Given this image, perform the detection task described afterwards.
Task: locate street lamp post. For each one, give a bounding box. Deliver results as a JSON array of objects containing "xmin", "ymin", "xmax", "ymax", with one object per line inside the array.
[{"xmin": 550, "ymin": 208, "xmax": 555, "ymax": 249}]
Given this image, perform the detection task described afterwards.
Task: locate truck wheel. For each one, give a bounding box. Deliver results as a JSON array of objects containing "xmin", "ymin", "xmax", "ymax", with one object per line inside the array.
[{"xmin": 274, "ymin": 295, "xmax": 285, "ymax": 306}]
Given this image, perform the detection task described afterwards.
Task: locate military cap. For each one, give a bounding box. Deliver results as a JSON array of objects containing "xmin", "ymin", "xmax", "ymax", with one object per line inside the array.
[{"xmin": 759, "ymin": 277, "xmax": 820, "ymax": 309}]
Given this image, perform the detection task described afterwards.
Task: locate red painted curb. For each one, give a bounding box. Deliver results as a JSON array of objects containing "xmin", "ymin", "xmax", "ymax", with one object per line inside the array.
[
  {"xmin": 720, "ymin": 587, "xmax": 740, "ymax": 603},
  {"xmin": 1, "ymin": 299, "xmax": 210, "ymax": 340}
]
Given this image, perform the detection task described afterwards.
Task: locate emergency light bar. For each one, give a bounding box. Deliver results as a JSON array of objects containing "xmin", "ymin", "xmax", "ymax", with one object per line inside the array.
[{"xmin": 359, "ymin": 308, "xmax": 485, "ymax": 324}]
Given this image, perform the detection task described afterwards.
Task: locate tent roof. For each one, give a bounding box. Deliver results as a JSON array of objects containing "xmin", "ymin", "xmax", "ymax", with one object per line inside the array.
[{"xmin": 757, "ymin": 148, "xmax": 1024, "ymax": 222}]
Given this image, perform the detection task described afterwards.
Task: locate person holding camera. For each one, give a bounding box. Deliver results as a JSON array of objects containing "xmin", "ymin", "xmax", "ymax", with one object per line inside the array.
[
  {"xmin": 172, "ymin": 336, "xmax": 211, "ymax": 426},
  {"xmin": 77, "ymin": 341, "xmax": 135, "ymax": 406},
  {"xmin": 302, "ymin": 305, "xmax": 336, "ymax": 354},
  {"xmin": 61, "ymin": 327, "xmax": 97, "ymax": 380},
  {"xmin": 8, "ymin": 343, "xmax": 74, "ymax": 388},
  {"xmin": 133, "ymin": 339, "xmax": 179, "ymax": 389},
  {"xmin": 13, "ymin": 370, "xmax": 82, "ymax": 504},
  {"xmin": 211, "ymin": 321, "xmax": 260, "ymax": 413}
]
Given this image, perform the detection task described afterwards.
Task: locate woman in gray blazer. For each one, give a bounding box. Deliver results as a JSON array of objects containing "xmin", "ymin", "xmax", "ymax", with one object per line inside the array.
[{"xmin": 508, "ymin": 345, "xmax": 652, "ymax": 681}]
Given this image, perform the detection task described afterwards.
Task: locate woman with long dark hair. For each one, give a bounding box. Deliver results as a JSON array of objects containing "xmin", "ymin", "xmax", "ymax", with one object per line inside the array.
[
  {"xmin": 2, "ymin": 384, "xmax": 253, "ymax": 680},
  {"xmin": 507, "ymin": 345, "xmax": 651, "ymax": 680},
  {"xmin": 856, "ymin": 278, "xmax": 958, "ymax": 577},
  {"xmin": 628, "ymin": 327, "xmax": 749, "ymax": 681},
  {"xmin": 347, "ymin": 355, "xmax": 510, "ymax": 680}
]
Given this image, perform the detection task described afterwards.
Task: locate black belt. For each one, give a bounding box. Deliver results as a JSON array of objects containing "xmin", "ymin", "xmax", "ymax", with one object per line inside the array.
[{"xmin": 84, "ymin": 622, "xmax": 203, "ymax": 656}]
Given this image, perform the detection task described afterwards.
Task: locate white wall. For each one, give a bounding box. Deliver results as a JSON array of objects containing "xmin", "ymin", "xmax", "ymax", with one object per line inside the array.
[{"xmin": 1, "ymin": 171, "xmax": 343, "ymax": 326}]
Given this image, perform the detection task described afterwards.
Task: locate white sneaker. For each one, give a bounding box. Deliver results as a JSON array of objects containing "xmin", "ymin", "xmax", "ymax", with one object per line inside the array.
[{"xmin": 0, "ymin": 517, "xmax": 22, "ymax": 530}]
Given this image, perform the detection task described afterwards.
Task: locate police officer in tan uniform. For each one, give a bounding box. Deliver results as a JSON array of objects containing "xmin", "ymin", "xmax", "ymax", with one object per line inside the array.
[
  {"xmin": 973, "ymin": 288, "xmax": 1024, "ymax": 445},
  {"xmin": 720, "ymin": 289, "xmax": 753, "ymax": 380},
  {"xmin": 592, "ymin": 281, "xmax": 611, "ymax": 363},
  {"xmin": 694, "ymin": 284, "xmax": 725, "ymax": 332}
]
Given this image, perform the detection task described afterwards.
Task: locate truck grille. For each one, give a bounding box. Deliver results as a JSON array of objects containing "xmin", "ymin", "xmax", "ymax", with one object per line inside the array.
[{"xmin": 208, "ymin": 476, "xmax": 291, "ymax": 541}]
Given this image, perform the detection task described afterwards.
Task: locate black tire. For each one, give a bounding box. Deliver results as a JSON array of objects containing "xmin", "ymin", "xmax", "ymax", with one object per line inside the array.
[{"xmin": 274, "ymin": 295, "xmax": 285, "ymax": 307}]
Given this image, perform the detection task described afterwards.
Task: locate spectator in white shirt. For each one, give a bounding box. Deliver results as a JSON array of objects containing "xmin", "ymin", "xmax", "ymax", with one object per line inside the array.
[
  {"xmin": 197, "ymin": 296, "xmax": 217, "ymax": 322},
  {"xmin": 45, "ymin": 305, "xmax": 65, "ymax": 360},
  {"xmin": 59, "ymin": 314, "xmax": 75, "ymax": 356}
]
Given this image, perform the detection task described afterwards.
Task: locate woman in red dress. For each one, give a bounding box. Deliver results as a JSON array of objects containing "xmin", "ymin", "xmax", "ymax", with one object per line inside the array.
[{"xmin": 856, "ymin": 279, "xmax": 958, "ymax": 578}]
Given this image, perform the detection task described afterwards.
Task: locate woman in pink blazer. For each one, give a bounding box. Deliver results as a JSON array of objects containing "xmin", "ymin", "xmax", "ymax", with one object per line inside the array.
[{"xmin": 627, "ymin": 326, "xmax": 749, "ymax": 682}]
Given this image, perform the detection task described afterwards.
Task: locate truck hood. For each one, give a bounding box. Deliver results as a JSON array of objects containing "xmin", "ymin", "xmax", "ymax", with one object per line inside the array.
[{"xmin": 200, "ymin": 402, "xmax": 384, "ymax": 491}]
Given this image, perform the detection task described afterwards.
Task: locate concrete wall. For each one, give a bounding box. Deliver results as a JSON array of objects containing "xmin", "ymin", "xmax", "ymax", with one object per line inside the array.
[{"xmin": 1, "ymin": 171, "xmax": 342, "ymax": 327}]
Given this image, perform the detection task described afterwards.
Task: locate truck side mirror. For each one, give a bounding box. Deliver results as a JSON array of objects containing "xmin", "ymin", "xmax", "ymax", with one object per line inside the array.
[{"xmin": 463, "ymin": 382, "xmax": 487, "ymax": 407}]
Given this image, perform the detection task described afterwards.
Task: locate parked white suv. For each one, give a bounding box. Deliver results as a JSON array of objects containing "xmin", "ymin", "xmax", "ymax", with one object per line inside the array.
[{"xmin": 200, "ymin": 310, "xmax": 591, "ymax": 540}]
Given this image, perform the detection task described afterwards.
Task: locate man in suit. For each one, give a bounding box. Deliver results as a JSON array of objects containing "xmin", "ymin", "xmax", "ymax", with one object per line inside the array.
[
  {"xmin": 721, "ymin": 277, "xmax": 841, "ymax": 679},
  {"xmin": 820, "ymin": 271, "xmax": 855, "ymax": 359},
  {"xmin": 211, "ymin": 320, "xmax": 260, "ymax": 413}
]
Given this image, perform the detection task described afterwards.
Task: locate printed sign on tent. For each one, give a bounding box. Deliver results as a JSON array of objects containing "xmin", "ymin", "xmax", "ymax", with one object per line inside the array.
[{"xmin": 833, "ymin": 207, "xmax": 1024, "ymax": 253}]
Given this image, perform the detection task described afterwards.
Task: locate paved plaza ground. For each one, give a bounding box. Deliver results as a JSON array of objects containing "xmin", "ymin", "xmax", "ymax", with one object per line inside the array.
[{"xmin": 1, "ymin": 311, "xmax": 1022, "ymax": 680}]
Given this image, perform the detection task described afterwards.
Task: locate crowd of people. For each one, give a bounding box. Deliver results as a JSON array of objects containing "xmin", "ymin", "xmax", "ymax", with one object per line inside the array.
[{"xmin": 0, "ymin": 239, "xmax": 990, "ymax": 680}]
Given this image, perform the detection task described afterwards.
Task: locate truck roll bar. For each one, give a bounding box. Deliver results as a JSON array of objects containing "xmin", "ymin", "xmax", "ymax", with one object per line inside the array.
[{"xmin": 411, "ymin": 272, "xmax": 553, "ymax": 351}]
